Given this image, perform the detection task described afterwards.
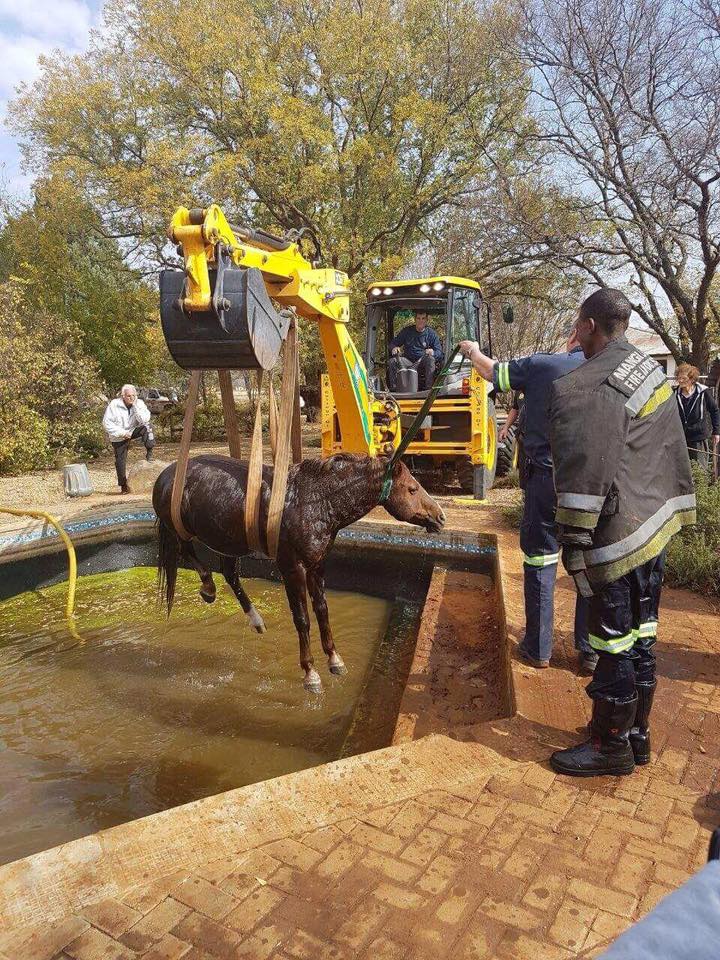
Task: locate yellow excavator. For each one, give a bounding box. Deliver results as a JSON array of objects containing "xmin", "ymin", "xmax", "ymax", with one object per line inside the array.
[{"xmin": 161, "ymin": 204, "xmax": 512, "ymax": 498}]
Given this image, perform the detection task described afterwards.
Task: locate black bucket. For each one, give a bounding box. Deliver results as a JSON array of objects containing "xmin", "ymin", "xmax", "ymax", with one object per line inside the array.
[{"xmin": 160, "ymin": 265, "xmax": 290, "ymax": 370}]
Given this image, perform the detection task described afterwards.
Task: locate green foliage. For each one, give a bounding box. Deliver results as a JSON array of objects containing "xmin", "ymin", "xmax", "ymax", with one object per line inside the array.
[
  {"xmin": 0, "ymin": 280, "xmax": 105, "ymax": 474},
  {"xmin": 9, "ymin": 0, "xmax": 531, "ymax": 285},
  {"xmin": 666, "ymin": 467, "xmax": 720, "ymax": 596},
  {"xmin": 0, "ymin": 406, "xmax": 51, "ymax": 474},
  {"xmin": 0, "ymin": 180, "xmax": 165, "ymax": 391},
  {"xmin": 500, "ymin": 500, "xmax": 524, "ymax": 528}
]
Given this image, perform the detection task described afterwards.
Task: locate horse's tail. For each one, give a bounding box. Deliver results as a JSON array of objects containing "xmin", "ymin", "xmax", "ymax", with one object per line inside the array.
[{"xmin": 157, "ymin": 518, "xmax": 181, "ymax": 614}]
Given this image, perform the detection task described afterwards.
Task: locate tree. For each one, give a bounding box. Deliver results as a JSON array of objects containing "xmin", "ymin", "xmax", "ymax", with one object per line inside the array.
[
  {"xmin": 0, "ymin": 179, "xmax": 164, "ymax": 390},
  {"xmin": 521, "ymin": 0, "xmax": 720, "ymax": 367},
  {"xmin": 9, "ymin": 0, "xmax": 532, "ymax": 289}
]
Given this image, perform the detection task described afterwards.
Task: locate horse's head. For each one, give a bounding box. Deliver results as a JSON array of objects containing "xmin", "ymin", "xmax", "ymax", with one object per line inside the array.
[{"xmin": 382, "ymin": 459, "xmax": 446, "ymax": 533}]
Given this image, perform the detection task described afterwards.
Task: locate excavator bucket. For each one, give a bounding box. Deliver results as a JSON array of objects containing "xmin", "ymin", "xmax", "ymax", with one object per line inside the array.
[{"xmin": 159, "ymin": 265, "xmax": 290, "ymax": 371}]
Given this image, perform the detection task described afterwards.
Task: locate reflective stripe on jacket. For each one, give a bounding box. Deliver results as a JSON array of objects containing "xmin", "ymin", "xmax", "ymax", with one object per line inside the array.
[{"xmin": 549, "ymin": 338, "xmax": 696, "ymax": 596}]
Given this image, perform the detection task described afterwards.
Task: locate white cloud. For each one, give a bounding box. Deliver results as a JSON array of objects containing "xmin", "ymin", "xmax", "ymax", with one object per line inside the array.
[
  {"xmin": 0, "ymin": 0, "xmax": 94, "ymax": 47},
  {"xmin": 0, "ymin": 1, "xmax": 100, "ymax": 197},
  {"xmin": 0, "ymin": 34, "xmax": 47, "ymax": 100}
]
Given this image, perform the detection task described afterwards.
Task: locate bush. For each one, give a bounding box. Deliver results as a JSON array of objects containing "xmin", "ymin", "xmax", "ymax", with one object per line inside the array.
[
  {"xmin": 0, "ymin": 280, "xmax": 104, "ymax": 474},
  {"xmin": 0, "ymin": 406, "xmax": 51, "ymax": 473},
  {"xmin": 665, "ymin": 467, "xmax": 720, "ymax": 596}
]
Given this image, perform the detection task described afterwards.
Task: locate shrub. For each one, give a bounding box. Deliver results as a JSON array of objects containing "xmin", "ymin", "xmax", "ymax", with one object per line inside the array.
[
  {"xmin": 0, "ymin": 280, "xmax": 104, "ymax": 474},
  {"xmin": 665, "ymin": 467, "xmax": 720, "ymax": 596},
  {"xmin": 0, "ymin": 406, "xmax": 51, "ymax": 473}
]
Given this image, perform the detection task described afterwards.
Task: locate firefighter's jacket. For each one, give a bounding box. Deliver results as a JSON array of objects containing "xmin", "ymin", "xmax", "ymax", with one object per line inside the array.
[{"xmin": 549, "ymin": 338, "xmax": 695, "ymax": 597}]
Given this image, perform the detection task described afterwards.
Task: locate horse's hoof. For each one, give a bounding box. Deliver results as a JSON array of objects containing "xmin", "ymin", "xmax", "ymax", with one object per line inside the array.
[
  {"xmin": 303, "ymin": 669, "xmax": 322, "ymax": 693},
  {"xmin": 329, "ymin": 655, "xmax": 347, "ymax": 676},
  {"xmin": 200, "ymin": 590, "xmax": 215, "ymax": 604},
  {"xmin": 247, "ymin": 605, "xmax": 266, "ymax": 634}
]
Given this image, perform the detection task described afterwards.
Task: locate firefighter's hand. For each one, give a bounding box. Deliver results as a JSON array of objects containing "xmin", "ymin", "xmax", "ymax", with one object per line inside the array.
[
  {"xmin": 556, "ymin": 524, "xmax": 593, "ymax": 548},
  {"xmin": 713, "ymin": 435, "xmax": 720, "ymax": 446},
  {"xmin": 391, "ymin": 346, "xmax": 401, "ymax": 356},
  {"xmin": 124, "ymin": 431, "xmax": 133, "ymax": 440},
  {"xmin": 459, "ymin": 340, "xmax": 479, "ymax": 358},
  {"xmin": 499, "ymin": 424, "xmax": 509, "ymax": 443},
  {"xmin": 425, "ymin": 348, "xmax": 434, "ymax": 356}
]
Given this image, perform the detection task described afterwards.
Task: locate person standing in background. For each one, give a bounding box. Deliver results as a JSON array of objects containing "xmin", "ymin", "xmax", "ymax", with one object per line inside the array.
[
  {"xmin": 673, "ymin": 364, "xmax": 719, "ymax": 473},
  {"xmin": 102, "ymin": 385, "xmax": 155, "ymax": 494}
]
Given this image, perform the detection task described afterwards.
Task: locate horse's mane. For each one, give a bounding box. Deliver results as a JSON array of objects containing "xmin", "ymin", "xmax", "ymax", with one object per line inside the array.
[{"xmin": 295, "ymin": 452, "xmax": 387, "ymax": 499}]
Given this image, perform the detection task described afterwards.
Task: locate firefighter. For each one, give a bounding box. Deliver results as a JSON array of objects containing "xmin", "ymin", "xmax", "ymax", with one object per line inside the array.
[
  {"xmin": 459, "ymin": 331, "xmax": 592, "ymax": 670},
  {"xmin": 548, "ymin": 288, "xmax": 695, "ymax": 777}
]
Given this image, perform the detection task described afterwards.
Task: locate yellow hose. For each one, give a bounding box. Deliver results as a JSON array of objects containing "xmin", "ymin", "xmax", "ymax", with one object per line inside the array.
[{"xmin": 0, "ymin": 507, "xmax": 77, "ymax": 620}]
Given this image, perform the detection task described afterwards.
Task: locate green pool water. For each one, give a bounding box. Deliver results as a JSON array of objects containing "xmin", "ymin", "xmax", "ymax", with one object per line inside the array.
[{"xmin": 0, "ymin": 567, "xmax": 392, "ymax": 865}]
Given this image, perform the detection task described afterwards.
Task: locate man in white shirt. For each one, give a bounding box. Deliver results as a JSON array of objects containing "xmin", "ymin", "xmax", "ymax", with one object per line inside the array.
[{"xmin": 102, "ymin": 384, "xmax": 155, "ymax": 493}]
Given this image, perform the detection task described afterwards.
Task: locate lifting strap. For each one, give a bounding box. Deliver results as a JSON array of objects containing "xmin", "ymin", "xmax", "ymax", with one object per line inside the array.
[
  {"xmin": 379, "ymin": 344, "xmax": 463, "ymax": 502},
  {"xmin": 169, "ymin": 318, "xmax": 301, "ymax": 562},
  {"xmin": 244, "ymin": 319, "xmax": 301, "ymax": 558},
  {"xmin": 170, "ymin": 369, "xmax": 201, "ymax": 541}
]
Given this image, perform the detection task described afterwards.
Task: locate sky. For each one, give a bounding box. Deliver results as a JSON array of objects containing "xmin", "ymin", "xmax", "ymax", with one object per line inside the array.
[{"xmin": 0, "ymin": 0, "xmax": 104, "ymax": 198}]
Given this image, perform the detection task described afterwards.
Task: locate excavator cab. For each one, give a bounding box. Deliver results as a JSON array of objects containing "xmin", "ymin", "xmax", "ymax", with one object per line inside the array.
[
  {"xmin": 321, "ymin": 276, "xmax": 515, "ymax": 498},
  {"xmin": 364, "ymin": 278, "xmax": 481, "ymax": 396}
]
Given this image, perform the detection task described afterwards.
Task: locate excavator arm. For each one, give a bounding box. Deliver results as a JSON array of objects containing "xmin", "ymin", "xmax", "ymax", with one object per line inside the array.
[{"xmin": 167, "ymin": 204, "xmax": 398, "ymax": 456}]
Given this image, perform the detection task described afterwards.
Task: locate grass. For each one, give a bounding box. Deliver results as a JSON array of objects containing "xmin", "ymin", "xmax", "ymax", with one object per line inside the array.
[{"xmin": 665, "ymin": 467, "xmax": 720, "ymax": 597}]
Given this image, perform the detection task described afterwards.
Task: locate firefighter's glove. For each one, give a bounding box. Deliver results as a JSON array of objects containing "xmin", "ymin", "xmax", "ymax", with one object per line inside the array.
[{"xmin": 556, "ymin": 524, "xmax": 593, "ymax": 549}]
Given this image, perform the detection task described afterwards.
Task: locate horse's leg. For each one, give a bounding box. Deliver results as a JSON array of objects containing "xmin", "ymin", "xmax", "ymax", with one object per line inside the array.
[
  {"xmin": 222, "ymin": 556, "xmax": 266, "ymax": 634},
  {"xmin": 281, "ymin": 562, "xmax": 321, "ymax": 692},
  {"xmin": 306, "ymin": 564, "xmax": 346, "ymax": 676},
  {"xmin": 182, "ymin": 540, "xmax": 217, "ymax": 604}
]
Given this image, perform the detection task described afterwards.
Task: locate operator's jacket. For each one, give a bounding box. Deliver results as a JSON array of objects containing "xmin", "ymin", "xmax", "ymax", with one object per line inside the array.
[{"xmin": 548, "ymin": 338, "xmax": 696, "ymax": 598}]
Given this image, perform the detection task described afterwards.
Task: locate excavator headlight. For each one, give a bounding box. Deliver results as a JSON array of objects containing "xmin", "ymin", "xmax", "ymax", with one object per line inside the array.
[
  {"xmin": 371, "ymin": 287, "xmax": 382, "ymax": 296},
  {"xmin": 419, "ymin": 283, "xmax": 431, "ymax": 293},
  {"xmin": 382, "ymin": 287, "xmax": 394, "ymax": 296},
  {"xmin": 432, "ymin": 281, "xmax": 445, "ymax": 291},
  {"xmin": 462, "ymin": 377, "xmax": 470, "ymax": 396}
]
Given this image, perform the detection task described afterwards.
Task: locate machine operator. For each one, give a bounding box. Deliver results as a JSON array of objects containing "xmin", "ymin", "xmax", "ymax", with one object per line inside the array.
[
  {"xmin": 387, "ymin": 310, "xmax": 443, "ymax": 391},
  {"xmin": 459, "ymin": 330, "xmax": 592, "ymax": 671}
]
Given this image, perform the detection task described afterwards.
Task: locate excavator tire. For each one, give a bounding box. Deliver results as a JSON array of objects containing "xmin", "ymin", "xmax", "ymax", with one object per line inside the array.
[{"xmin": 496, "ymin": 425, "xmax": 518, "ymax": 478}]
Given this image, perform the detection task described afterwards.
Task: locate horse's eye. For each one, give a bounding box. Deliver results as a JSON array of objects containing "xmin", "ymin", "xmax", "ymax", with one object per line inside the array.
[{"xmin": 409, "ymin": 485, "xmax": 419, "ymax": 494}]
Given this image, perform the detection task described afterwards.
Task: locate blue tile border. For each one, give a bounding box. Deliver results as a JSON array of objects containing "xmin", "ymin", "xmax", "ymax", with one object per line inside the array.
[
  {"xmin": 0, "ymin": 511, "xmax": 156, "ymax": 551},
  {"xmin": 0, "ymin": 508, "xmax": 495, "ymax": 559}
]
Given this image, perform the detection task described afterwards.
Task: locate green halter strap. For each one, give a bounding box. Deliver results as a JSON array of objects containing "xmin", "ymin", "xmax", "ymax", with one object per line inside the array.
[{"xmin": 378, "ymin": 344, "xmax": 464, "ymax": 503}]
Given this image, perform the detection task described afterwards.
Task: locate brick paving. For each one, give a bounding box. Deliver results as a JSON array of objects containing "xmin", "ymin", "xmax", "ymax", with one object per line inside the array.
[{"xmin": 1, "ymin": 503, "xmax": 719, "ymax": 958}]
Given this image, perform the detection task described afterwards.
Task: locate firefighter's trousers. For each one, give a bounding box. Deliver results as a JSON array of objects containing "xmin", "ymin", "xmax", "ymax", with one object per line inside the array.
[
  {"xmin": 586, "ymin": 552, "xmax": 666, "ymax": 700},
  {"xmin": 520, "ymin": 464, "xmax": 590, "ymax": 661}
]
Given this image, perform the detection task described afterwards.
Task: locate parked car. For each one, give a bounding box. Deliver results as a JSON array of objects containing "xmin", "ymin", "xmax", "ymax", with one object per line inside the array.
[{"xmin": 138, "ymin": 387, "xmax": 177, "ymax": 415}]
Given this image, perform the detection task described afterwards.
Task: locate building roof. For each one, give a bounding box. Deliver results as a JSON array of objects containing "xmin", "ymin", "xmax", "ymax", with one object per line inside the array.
[{"xmin": 626, "ymin": 327, "xmax": 671, "ymax": 356}]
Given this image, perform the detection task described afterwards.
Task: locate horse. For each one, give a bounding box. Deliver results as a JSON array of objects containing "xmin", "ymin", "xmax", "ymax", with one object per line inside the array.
[{"xmin": 152, "ymin": 452, "xmax": 445, "ymax": 691}]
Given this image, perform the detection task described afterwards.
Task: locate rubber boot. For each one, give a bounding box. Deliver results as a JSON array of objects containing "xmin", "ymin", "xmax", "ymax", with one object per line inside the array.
[
  {"xmin": 550, "ymin": 696, "xmax": 637, "ymax": 777},
  {"xmin": 629, "ymin": 680, "xmax": 656, "ymax": 765}
]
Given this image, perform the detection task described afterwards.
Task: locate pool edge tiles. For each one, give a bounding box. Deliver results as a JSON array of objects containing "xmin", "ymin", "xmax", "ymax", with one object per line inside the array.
[{"xmin": 0, "ymin": 499, "xmax": 496, "ymax": 564}]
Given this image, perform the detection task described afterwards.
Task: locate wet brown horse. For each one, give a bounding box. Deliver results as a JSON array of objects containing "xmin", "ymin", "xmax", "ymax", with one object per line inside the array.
[{"xmin": 153, "ymin": 453, "xmax": 445, "ymax": 691}]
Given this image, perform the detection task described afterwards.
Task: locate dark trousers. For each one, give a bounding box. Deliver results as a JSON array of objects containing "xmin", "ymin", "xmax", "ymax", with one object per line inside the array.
[
  {"xmin": 687, "ymin": 440, "xmax": 710, "ymax": 472},
  {"xmin": 586, "ymin": 551, "xmax": 665, "ymax": 701},
  {"xmin": 520, "ymin": 464, "xmax": 590, "ymax": 660},
  {"xmin": 112, "ymin": 425, "xmax": 154, "ymax": 487},
  {"xmin": 388, "ymin": 354, "xmax": 436, "ymax": 390}
]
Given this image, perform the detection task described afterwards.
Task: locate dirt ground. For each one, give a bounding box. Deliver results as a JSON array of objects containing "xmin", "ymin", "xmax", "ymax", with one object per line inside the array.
[{"xmin": 0, "ymin": 425, "xmax": 523, "ymax": 514}]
